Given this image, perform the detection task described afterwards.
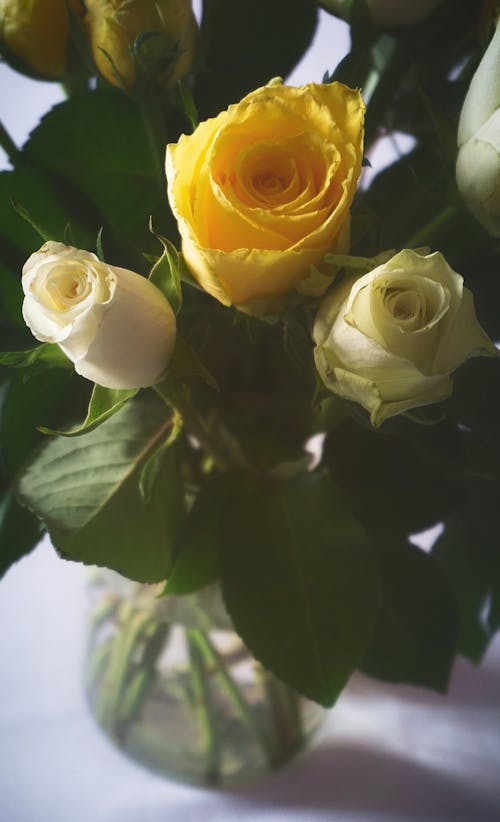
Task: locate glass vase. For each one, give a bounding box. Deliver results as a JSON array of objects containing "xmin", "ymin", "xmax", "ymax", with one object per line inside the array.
[{"xmin": 85, "ymin": 569, "xmax": 326, "ymax": 786}]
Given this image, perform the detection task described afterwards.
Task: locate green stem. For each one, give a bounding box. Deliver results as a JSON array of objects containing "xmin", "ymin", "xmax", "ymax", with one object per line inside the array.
[
  {"xmin": 186, "ymin": 628, "xmax": 222, "ymax": 784},
  {"xmin": 154, "ymin": 382, "xmax": 243, "ymax": 472},
  {"xmin": 61, "ymin": 76, "xmax": 90, "ymax": 98},
  {"xmin": 86, "ymin": 637, "xmax": 114, "ymax": 692},
  {"xmin": 364, "ymin": 40, "xmax": 407, "ymax": 150},
  {"xmin": 139, "ymin": 93, "xmax": 167, "ymax": 184},
  {"xmin": 93, "ymin": 603, "xmax": 154, "ymax": 737},
  {"xmin": 88, "ymin": 592, "xmax": 120, "ymax": 639},
  {"xmin": 258, "ymin": 669, "xmax": 303, "ymax": 764},
  {"xmin": 405, "ymin": 204, "xmax": 458, "ymax": 249},
  {"xmin": 0, "ymin": 119, "xmax": 21, "ymax": 167},
  {"xmin": 189, "ymin": 628, "xmax": 276, "ymax": 765},
  {"xmin": 117, "ymin": 620, "xmax": 169, "ymax": 728}
]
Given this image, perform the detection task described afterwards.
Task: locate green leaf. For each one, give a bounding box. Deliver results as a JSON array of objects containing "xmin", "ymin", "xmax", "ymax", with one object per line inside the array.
[
  {"xmin": 0, "ymin": 167, "xmax": 92, "ymax": 266},
  {"xmin": 39, "ymin": 384, "xmax": 138, "ymax": 437},
  {"xmin": 96, "ymin": 226, "xmax": 105, "ymax": 261},
  {"xmin": 490, "ymin": 591, "xmax": 500, "ymax": 634},
  {"xmin": 356, "ymin": 145, "xmax": 491, "ymax": 262},
  {"xmin": 414, "ymin": 81, "xmax": 457, "ymax": 160},
  {"xmin": 461, "ymin": 262, "xmax": 500, "ymax": 344},
  {"xmin": 323, "ymin": 419, "xmax": 463, "ymax": 536},
  {"xmin": 0, "ymin": 489, "xmax": 42, "ymax": 578},
  {"xmin": 194, "ymin": 0, "xmax": 318, "ymax": 118},
  {"xmin": 324, "ymin": 1, "xmax": 376, "ymax": 88},
  {"xmin": 0, "ymin": 260, "xmax": 25, "ymax": 341},
  {"xmin": 344, "ymin": 0, "xmax": 374, "ymax": 42},
  {"xmin": 325, "ymin": 44, "xmax": 373, "ymax": 89},
  {"xmin": 0, "ymin": 343, "xmax": 70, "ymax": 372},
  {"xmin": 449, "ymin": 357, "xmax": 500, "ymax": 439},
  {"xmin": 163, "ymin": 336, "xmax": 218, "ymax": 390},
  {"xmin": 220, "ymin": 472, "xmax": 380, "ymax": 706},
  {"xmin": 148, "ymin": 227, "xmax": 183, "ymax": 315},
  {"xmin": 17, "ymin": 393, "xmax": 182, "ymax": 582},
  {"xmin": 360, "ymin": 539, "xmax": 458, "ymax": 691},
  {"xmin": 175, "ymin": 80, "xmax": 199, "ymax": 131},
  {"xmin": 0, "ymin": 369, "xmax": 75, "ymax": 477},
  {"xmin": 432, "ymin": 486, "xmax": 500, "ymax": 663},
  {"xmin": 23, "ymin": 90, "xmax": 173, "ymax": 270},
  {"xmin": 139, "ymin": 411, "xmax": 183, "ymax": 504},
  {"xmin": 162, "ymin": 474, "xmax": 233, "ymax": 595},
  {"xmin": 10, "ymin": 199, "xmax": 54, "ymax": 242},
  {"xmin": 447, "ymin": 358, "xmax": 500, "ymax": 485}
]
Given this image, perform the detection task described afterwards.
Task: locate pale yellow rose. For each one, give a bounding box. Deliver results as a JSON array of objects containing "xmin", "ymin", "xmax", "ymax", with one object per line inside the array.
[
  {"xmin": 166, "ymin": 80, "xmax": 365, "ymax": 310},
  {"xmin": 22, "ymin": 242, "xmax": 176, "ymax": 390},
  {"xmin": 456, "ymin": 13, "xmax": 500, "ymax": 237},
  {"xmin": 0, "ymin": 0, "xmax": 80, "ymax": 79},
  {"xmin": 313, "ymin": 249, "xmax": 497, "ymax": 426},
  {"xmin": 84, "ymin": 0, "xmax": 197, "ymax": 90}
]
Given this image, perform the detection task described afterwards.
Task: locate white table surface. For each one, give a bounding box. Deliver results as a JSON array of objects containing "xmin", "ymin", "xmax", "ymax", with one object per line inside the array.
[{"xmin": 1, "ymin": 536, "xmax": 499, "ymax": 822}]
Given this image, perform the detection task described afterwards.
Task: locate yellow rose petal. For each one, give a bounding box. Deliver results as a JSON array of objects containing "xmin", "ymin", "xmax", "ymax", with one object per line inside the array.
[{"xmin": 166, "ymin": 80, "xmax": 365, "ymax": 309}]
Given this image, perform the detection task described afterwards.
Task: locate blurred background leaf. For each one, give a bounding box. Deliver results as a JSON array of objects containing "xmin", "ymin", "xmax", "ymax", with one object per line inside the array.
[{"xmin": 194, "ymin": 0, "xmax": 318, "ymax": 117}]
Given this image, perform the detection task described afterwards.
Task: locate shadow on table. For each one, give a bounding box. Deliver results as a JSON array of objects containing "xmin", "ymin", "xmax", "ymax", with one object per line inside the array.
[
  {"xmin": 233, "ymin": 741, "xmax": 499, "ymax": 821},
  {"xmin": 345, "ymin": 649, "xmax": 500, "ymax": 711}
]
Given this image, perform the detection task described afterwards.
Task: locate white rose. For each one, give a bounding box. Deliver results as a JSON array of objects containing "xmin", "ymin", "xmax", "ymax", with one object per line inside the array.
[
  {"xmin": 313, "ymin": 249, "xmax": 496, "ymax": 426},
  {"xmin": 22, "ymin": 242, "xmax": 176, "ymax": 389},
  {"xmin": 456, "ymin": 14, "xmax": 500, "ymax": 237},
  {"xmin": 319, "ymin": 0, "xmax": 444, "ymax": 27}
]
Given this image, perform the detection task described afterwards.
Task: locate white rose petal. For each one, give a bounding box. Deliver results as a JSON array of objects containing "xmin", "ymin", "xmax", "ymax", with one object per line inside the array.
[
  {"xmin": 456, "ymin": 109, "xmax": 500, "ymax": 238},
  {"xmin": 456, "ymin": 16, "xmax": 500, "ymax": 237},
  {"xmin": 313, "ymin": 249, "xmax": 496, "ymax": 426},
  {"xmin": 22, "ymin": 242, "xmax": 177, "ymax": 390}
]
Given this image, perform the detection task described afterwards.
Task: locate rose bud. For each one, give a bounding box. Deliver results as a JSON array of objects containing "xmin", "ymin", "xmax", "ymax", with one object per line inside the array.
[
  {"xmin": 0, "ymin": 0, "xmax": 81, "ymax": 80},
  {"xmin": 456, "ymin": 12, "xmax": 500, "ymax": 237},
  {"xmin": 166, "ymin": 79, "xmax": 365, "ymax": 311},
  {"xmin": 22, "ymin": 242, "xmax": 176, "ymax": 390},
  {"xmin": 83, "ymin": 0, "xmax": 197, "ymax": 91},
  {"xmin": 313, "ymin": 249, "xmax": 497, "ymax": 426}
]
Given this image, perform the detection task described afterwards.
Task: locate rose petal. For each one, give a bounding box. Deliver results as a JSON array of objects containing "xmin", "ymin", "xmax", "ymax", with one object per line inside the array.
[
  {"xmin": 165, "ymin": 81, "xmax": 365, "ymax": 307},
  {"xmin": 433, "ymin": 286, "xmax": 498, "ymax": 372},
  {"xmin": 73, "ymin": 267, "xmax": 176, "ymax": 389},
  {"xmin": 181, "ymin": 238, "xmax": 342, "ymax": 307}
]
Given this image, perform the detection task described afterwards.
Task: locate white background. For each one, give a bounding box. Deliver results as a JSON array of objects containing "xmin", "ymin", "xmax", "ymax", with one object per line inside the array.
[{"xmin": 1, "ymin": 7, "xmax": 500, "ymax": 821}]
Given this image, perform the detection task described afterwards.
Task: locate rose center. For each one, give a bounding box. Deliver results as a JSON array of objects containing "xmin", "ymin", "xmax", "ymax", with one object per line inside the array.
[
  {"xmin": 385, "ymin": 288, "xmax": 421, "ymax": 322},
  {"xmin": 48, "ymin": 271, "xmax": 90, "ymax": 308},
  {"xmin": 252, "ymin": 169, "xmax": 287, "ymax": 195},
  {"xmin": 232, "ymin": 143, "xmax": 301, "ymax": 207}
]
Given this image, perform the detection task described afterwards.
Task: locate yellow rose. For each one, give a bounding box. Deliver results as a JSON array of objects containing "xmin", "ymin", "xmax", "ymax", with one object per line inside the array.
[
  {"xmin": 166, "ymin": 80, "xmax": 365, "ymax": 310},
  {"xmin": 313, "ymin": 249, "xmax": 497, "ymax": 426},
  {"xmin": 0, "ymin": 0, "xmax": 79, "ymax": 79},
  {"xmin": 84, "ymin": 0, "xmax": 197, "ymax": 90}
]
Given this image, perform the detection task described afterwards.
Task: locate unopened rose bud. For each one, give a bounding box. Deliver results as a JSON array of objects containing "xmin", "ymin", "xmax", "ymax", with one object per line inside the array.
[
  {"xmin": 456, "ymin": 13, "xmax": 500, "ymax": 237},
  {"xmin": 84, "ymin": 0, "xmax": 197, "ymax": 91},
  {"xmin": 0, "ymin": 0, "xmax": 81, "ymax": 79},
  {"xmin": 319, "ymin": 0, "xmax": 444, "ymax": 27},
  {"xmin": 22, "ymin": 242, "xmax": 176, "ymax": 390}
]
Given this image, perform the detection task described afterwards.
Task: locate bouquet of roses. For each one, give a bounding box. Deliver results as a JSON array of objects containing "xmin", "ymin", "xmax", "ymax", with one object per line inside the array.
[{"xmin": 0, "ymin": 0, "xmax": 499, "ymax": 725}]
